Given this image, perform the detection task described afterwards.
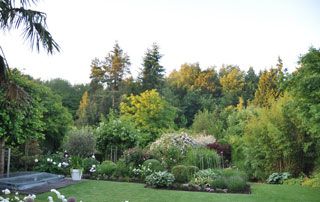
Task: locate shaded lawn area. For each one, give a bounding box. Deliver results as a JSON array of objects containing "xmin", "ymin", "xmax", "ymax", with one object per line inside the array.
[{"xmin": 37, "ymin": 180, "xmax": 320, "ymax": 202}]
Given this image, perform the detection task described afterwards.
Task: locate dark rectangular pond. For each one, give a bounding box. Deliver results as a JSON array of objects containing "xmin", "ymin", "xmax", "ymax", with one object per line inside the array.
[{"xmin": 0, "ymin": 172, "xmax": 64, "ymax": 190}]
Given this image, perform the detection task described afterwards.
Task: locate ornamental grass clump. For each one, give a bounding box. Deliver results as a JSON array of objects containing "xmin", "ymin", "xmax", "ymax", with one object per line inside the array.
[
  {"xmin": 184, "ymin": 147, "xmax": 221, "ymax": 170},
  {"xmin": 191, "ymin": 168, "xmax": 248, "ymax": 192}
]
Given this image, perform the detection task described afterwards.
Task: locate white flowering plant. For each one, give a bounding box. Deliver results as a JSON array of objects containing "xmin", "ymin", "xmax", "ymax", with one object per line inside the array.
[
  {"xmin": 130, "ymin": 164, "xmax": 153, "ymax": 180},
  {"xmin": 149, "ymin": 132, "xmax": 200, "ymax": 168},
  {"xmin": 34, "ymin": 153, "xmax": 70, "ymax": 175}
]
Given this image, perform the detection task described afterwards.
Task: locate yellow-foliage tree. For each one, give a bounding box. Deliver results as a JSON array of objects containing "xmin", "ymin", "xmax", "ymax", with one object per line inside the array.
[
  {"xmin": 253, "ymin": 62, "xmax": 284, "ymax": 107},
  {"xmin": 194, "ymin": 68, "xmax": 220, "ymax": 95},
  {"xmin": 77, "ymin": 91, "xmax": 89, "ymax": 125},
  {"xmin": 167, "ymin": 63, "xmax": 201, "ymax": 90},
  {"xmin": 120, "ymin": 89, "xmax": 176, "ymax": 144},
  {"xmin": 219, "ymin": 66, "xmax": 244, "ymax": 106}
]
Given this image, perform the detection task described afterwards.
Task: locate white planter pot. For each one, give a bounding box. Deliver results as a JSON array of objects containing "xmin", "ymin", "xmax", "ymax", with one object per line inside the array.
[{"xmin": 71, "ymin": 169, "xmax": 82, "ymax": 181}]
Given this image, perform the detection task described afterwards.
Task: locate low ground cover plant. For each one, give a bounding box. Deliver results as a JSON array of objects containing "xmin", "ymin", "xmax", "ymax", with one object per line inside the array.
[
  {"xmin": 145, "ymin": 171, "xmax": 175, "ymax": 188},
  {"xmin": 266, "ymin": 172, "xmax": 291, "ymax": 184}
]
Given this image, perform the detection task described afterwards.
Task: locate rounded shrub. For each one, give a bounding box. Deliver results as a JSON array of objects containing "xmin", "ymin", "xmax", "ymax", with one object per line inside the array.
[
  {"xmin": 171, "ymin": 165, "xmax": 189, "ymax": 183},
  {"xmin": 187, "ymin": 166, "xmax": 199, "ymax": 179},
  {"xmin": 145, "ymin": 171, "xmax": 175, "ymax": 188},
  {"xmin": 97, "ymin": 160, "xmax": 116, "ymax": 176},
  {"xmin": 95, "ymin": 114, "xmax": 139, "ymax": 156},
  {"xmin": 82, "ymin": 157, "xmax": 99, "ymax": 174},
  {"xmin": 142, "ymin": 159, "xmax": 164, "ymax": 172}
]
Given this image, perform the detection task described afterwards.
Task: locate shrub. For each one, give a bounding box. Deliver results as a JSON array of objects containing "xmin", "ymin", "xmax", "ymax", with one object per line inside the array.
[
  {"xmin": 123, "ymin": 147, "xmax": 150, "ymax": 167},
  {"xmin": 193, "ymin": 134, "xmax": 216, "ymax": 146},
  {"xmin": 171, "ymin": 165, "xmax": 188, "ymax": 183},
  {"xmin": 34, "ymin": 153, "xmax": 70, "ymax": 175},
  {"xmin": 283, "ymin": 177, "xmax": 304, "ymax": 185},
  {"xmin": 95, "ymin": 114, "xmax": 139, "ymax": 157},
  {"xmin": 186, "ymin": 166, "xmax": 199, "ymax": 179},
  {"xmin": 192, "ymin": 169, "xmax": 221, "ymax": 186},
  {"xmin": 149, "ymin": 132, "xmax": 200, "ymax": 168},
  {"xmin": 82, "ymin": 157, "xmax": 99, "ymax": 174},
  {"xmin": 142, "ymin": 159, "xmax": 164, "ymax": 172},
  {"xmin": 207, "ymin": 142, "xmax": 232, "ymax": 166},
  {"xmin": 302, "ymin": 172, "xmax": 320, "ymax": 188},
  {"xmin": 184, "ymin": 148, "xmax": 221, "ymax": 170},
  {"xmin": 145, "ymin": 171, "xmax": 175, "ymax": 188},
  {"xmin": 131, "ymin": 164, "xmax": 153, "ymax": 180},
  {"xmin": 149, "ymin": 132, "xmax": 199, "ymax": 154},
  {"xmin": 267, "ymin": 172, "xmax": 291, "ymax": 184},
  {"xmin": 63, "ymin": 127, "xmax": 96, "ymax": 158},
  {"xmin": 97, "ymin": 161, "xmax": 117, "ymax": 177},
  {"xmin": 113, "ymin": 159, "xmax": 130, "ymax": 178}
]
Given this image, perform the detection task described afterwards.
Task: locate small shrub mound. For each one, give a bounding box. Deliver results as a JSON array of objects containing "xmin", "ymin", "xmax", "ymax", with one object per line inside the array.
[
  {"xmin": 97, "ymin": 161, "xmax": 116, "ymax": 177},
  {"xmin": 193, "ymin": 169, "xmax": 221, "ymax": 186},
  {"xmin": 142, "ymin": 159, "xmax": 164, "ymax": 172},
  {"xmin": 187, "ymin": 166, "xmax": 199, "ymax": 179},
  {"xmin": 145, "ymin": 171, "xmax": 175, "ymax": 188},
  {"xmin": 172, "ymin": 165, "xmax": 189, "ymax": 183}
]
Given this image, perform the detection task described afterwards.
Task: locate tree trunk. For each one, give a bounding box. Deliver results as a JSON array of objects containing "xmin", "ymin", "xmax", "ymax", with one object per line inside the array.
[{"xmin": 0, "ymin": 137, "xmax": 5, "ymax": 175}]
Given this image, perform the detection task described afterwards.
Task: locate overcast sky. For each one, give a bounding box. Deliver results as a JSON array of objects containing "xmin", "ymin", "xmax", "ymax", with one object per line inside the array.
[{"xmin": 0, "ymin": 0, "xmax": 319, "ymax": 84}]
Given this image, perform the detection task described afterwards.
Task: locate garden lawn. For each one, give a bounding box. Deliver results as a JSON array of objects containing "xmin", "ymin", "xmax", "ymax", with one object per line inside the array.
[{"xmin": 37, "ymin": 180, "xmax": 320, "ymax": 202}]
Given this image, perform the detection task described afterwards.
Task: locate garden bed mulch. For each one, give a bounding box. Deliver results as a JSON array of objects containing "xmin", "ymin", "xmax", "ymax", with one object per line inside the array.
[{"xmin": 19, "ymin": 178, "xmax": 82, "ymax": 195}]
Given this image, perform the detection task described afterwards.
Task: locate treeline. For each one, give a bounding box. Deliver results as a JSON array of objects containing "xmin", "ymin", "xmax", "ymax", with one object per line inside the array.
[{"xmin": 1, "ymin": 43, "xmax": 319, "ymax": 180}]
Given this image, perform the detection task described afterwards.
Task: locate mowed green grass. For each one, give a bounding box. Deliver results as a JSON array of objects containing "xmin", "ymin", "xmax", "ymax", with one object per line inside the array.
[{"xmin": 37, "ymin": 180, "xmax": 320, "ymax": 202}]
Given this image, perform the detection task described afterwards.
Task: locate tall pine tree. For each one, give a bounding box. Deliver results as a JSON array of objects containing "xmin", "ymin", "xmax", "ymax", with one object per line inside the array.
[{"xmin": 140, "ymin": 43, "xmax": 165, "ymax": 92}]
